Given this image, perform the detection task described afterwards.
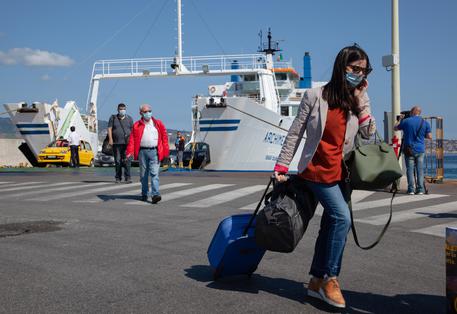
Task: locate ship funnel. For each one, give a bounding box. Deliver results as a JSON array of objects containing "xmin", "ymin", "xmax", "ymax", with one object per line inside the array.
[{"xmin": 299, "ymin": 52, "xmax": 312, "ymax": 88}]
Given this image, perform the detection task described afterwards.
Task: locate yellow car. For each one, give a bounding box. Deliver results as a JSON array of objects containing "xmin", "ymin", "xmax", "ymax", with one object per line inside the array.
[{"xmin": 37, "ymin": 139, "xmax": 95, "ymax": 167}]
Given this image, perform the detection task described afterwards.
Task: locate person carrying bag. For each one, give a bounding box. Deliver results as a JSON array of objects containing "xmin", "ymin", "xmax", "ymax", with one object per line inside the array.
[{"xmin": 273, "ymin": 45, "xmax": 376, "ymax": 309}]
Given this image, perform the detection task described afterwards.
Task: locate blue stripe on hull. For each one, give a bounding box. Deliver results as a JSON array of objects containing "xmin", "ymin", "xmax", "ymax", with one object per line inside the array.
[
  {"xmin": 200, "ymin": 126, "xmax": 238, "ymax": 132},
  {"xmin": 19, "ymin": 130, "xmax": 50, "ymax": 135},
  {"xmin": 16, "ymin": 123, "xmax": 48, "ymax": 128},
  {"xmin": 199, "ymin": 119, "xmax": 240, "ymax": 125}
]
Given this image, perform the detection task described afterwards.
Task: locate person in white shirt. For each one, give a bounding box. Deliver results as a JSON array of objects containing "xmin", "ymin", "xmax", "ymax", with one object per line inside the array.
[
  {"xmin": 126, "ymin": 104, "xmax": 169, "ymax": 204},
  {"xmin": 68, "ymin": 126, "xmax": 81, "ymax": 167}
]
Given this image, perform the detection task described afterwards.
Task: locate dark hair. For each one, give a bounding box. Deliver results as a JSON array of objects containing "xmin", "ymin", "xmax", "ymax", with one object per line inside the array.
[
  {"xmin": 70, "ymin": 126, "xmax": 75, "ymax": 132},
  {"xmin": 118, "ymin": 103, "xmax": 126, "ymax": 109},
  {"xmin": 322, "ymin": 44, "xmax": 371, "ymax": 114}
]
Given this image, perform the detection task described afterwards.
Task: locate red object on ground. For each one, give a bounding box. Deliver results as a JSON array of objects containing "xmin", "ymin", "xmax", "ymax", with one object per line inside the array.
[{"xmin": 391, "ymin": 135, "xmax": 400, "ymax": 157}]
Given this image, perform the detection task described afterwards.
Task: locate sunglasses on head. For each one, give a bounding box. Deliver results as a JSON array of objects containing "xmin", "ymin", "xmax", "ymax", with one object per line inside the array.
[{"xmin": 347, "ymin": 64, "xmax": 372, "ymax": 76}]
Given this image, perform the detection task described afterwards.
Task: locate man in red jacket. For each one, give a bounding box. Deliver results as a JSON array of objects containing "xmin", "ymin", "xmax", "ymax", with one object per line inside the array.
[{"xmin": 126, "ymin": 104, "xmax": 169, "ymax": 204}]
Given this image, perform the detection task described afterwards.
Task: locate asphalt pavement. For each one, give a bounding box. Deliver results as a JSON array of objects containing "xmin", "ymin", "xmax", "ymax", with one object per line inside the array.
[{"xmin": 0, "ymin": 167, "xmax": 451, "ymax": 313}]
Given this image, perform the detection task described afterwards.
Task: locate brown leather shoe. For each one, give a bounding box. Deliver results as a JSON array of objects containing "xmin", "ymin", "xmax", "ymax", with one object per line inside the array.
[
  {"xmin": 320, "ymin": 277, "xmax": 346, "ymax": 308},
  {"xmin": 307, "ymin": 277, "xmax": 324, "ymax": 300}
]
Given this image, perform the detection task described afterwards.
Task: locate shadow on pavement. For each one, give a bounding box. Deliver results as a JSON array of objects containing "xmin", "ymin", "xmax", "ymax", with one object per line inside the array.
[
  {"xmin": 184, "ymin": 265, "xmax": 445, "ymax": 313},
  {"xmin": 96, "ymin": 194, "xmax": 140, "ymax": 202}
]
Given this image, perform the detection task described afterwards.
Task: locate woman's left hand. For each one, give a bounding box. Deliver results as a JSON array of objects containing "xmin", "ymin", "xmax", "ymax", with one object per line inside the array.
[{"xmin": 354, "ymin": 79, "xmax": 369, "ymax": 98}]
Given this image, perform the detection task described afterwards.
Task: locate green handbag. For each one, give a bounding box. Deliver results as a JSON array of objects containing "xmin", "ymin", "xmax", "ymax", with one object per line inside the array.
[{"xmin": 347, "ymin": 132, "xmax": 403, "ymax": 191}]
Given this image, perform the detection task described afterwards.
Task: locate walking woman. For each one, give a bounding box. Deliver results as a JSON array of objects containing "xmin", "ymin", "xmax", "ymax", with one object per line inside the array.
[{"xmin": 274, "ymin": 45, "xmax": 376, "ymax": 308}]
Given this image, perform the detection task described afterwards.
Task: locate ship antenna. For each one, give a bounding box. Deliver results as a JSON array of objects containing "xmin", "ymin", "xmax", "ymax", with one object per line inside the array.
[{"xmin": 258, "ymin": 28, "xmax": 281, "ymax": 56}]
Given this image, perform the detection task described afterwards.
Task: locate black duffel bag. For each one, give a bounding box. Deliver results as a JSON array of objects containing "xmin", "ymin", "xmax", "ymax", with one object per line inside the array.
[{"xmin": 255, "ymin": 175, "xmax": 318, "ymax": 253}]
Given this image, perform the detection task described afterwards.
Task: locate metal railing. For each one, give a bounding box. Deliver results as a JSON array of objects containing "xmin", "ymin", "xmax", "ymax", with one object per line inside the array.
[{"xmin": 92, "ymin": 54, "xmax": 271, "ymax": 77}]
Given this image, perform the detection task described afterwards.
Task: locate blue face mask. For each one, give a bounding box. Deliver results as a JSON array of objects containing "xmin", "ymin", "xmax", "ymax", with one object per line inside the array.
[
  {"xmin": 142, "ymin": 112, "xmax": 152, "ymax": 120},
  {"xmin": 345, "ymin": 72, "xmax": 364, "ymax": 87},
  {"xmin": 118, "ymin": 109, "xmax": 126, "ymax": 116}
]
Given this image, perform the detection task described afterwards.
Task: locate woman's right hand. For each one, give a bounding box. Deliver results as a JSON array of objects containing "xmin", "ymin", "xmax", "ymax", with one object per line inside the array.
[{"xmin": 274, "ymin": 171, "xmax": 288, "ymax": 182}]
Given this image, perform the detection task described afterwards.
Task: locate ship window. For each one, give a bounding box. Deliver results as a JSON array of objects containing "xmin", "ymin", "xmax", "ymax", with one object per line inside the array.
[
  {"xmin": 281, "ymin": 106, "xmax": 289, "ymax": 116},
  {"xmin": 291, "ymin": 106, "xmax": 299, "ymax": 116},
  {"xmin": 295, "ymin": 92, "xmax": 302, "ymax": 98},
  {"xmin": 275, "ymin": 73, "xmax": 287, "ymax": 81},
  {"xmin": 243, "ymin": 74, "xmax": 257, "ymax": 82}
]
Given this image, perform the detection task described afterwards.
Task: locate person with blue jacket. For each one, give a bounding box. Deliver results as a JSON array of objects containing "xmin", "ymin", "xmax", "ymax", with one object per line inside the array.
[{"xmin": 395, "ymin": 106, "xmax": 432, "ymax": 195}]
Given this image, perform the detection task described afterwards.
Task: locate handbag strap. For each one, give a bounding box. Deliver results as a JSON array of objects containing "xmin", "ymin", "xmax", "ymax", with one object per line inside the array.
[
  {"xmin": 348, "ymin": 181, "xmax": 397, "ymax": 250},
  {"xmin": 242, "ymin": 177, "xmax": 274, "ymax": 236},
  {"xmin": 117, "ymin": 115, "xmax": 128, "ymax": 138}
]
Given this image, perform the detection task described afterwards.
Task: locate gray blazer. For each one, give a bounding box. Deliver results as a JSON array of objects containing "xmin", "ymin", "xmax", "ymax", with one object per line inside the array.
[{"xmin": 276, "ymin": 87, "xmax": 376, "ymax": 173}]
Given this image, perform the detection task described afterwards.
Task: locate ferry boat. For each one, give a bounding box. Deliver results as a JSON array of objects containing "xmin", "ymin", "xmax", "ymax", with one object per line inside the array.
[{"xmin": 3, "ymin": 100, "xmax": 97, "ymax": 165}]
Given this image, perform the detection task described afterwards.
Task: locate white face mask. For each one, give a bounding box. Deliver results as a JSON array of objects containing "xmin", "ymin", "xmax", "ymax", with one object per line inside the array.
[{"xmin": 118, "ymin": 109, "xmax": 126, "ymax": 116}]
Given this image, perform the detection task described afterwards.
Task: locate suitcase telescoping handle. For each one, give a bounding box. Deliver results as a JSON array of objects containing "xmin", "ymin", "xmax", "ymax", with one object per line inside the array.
[{"xmin": 242, "ymin": 176, "xmax": 275, "ymax": 236}]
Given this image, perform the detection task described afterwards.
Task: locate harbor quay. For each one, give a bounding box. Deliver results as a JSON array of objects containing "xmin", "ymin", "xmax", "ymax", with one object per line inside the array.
[{"xmin": 0, "ymin": 168, "xmax": 451, "ymax": 313}]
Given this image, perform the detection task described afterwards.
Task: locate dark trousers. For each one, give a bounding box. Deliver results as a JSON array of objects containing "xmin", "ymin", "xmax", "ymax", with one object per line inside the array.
[
  {"xmin": 70, "ymin": 145, "xmax": 79, "ymax": 167},
  {"xmin": 113, "ymin": 144, "xmax": 131, "ymax": 180}
]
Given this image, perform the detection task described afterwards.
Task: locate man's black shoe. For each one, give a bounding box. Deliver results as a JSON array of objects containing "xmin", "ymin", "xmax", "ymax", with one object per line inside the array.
[
  {"xmin": 151, "ymin": 195, "xmax": 161, "ymax": 204},
  {"xmin": 141, "ymin": 195, "xmax": 148, "ymax": 202},
  {"xmin": 115, "ymin": 179, "xmax": 121, "ymax": 184},
  {"xmin": 125, "ymin": 177, "xmax": 132, "ymax": 184}
]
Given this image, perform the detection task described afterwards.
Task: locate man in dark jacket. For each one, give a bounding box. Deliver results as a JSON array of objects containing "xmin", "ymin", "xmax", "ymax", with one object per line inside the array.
[
  {"xmin": 126, "ymin": 104, "xmax": 169, "ymax": 204},
  {"xmin": 108, "ymin": 103, "xmax": 134, "ymax": 183}
]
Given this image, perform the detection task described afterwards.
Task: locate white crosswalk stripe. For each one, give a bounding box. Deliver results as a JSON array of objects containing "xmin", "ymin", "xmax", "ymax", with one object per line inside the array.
[
  {"xmin": 76, "ymin": 182, "xmax": 193, "ymax": 203},
  {"xmin": 182, "ymin": 185, "xmax": 267, "ymax": 208},
  {"xmin": 26, "ymin": 182, "xmax": 121, "ymax": 201},
  {"xmin": 0, "ymin": 182, "xmax": 12, "ymax": 185},
  {"xmin": 125, "ymin": 184, "xmax": 234, "ymax": 206},
  {"xmin": 356, "ymin": 200, "xmax": 457, "ymax": 225},
  {"xmin": 0, "ymin": 181, "xmax": 43, "ymax": 193},
  {"xmin": 351, "ymin": 193, "xmax": 447, "ymax": 212},
  {"xmin": 6, "ymin": 182, "xmax": 97, "ymax": 198},
  {"xmin": 412, "ymin": 223, "xmax": 457, "ymax": 238},
  {"xmin": 0, "ymin": 182, "xmax": 46, "ymax": 192}
]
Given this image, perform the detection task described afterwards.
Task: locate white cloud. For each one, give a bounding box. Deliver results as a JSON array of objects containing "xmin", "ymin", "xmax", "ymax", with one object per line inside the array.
[
  {"xmin": 41, "ymin": 74, "xmax": 51, "ymax": 81},
  {"xmin": 0, "ymin": 48, "xmax": 74, "ymax": 66}
]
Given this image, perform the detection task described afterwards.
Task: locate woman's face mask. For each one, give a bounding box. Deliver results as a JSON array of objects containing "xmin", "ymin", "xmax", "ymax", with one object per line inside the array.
[{"xmin": 345, "ymin": 72, "xmax": 364, "ymax": 87}]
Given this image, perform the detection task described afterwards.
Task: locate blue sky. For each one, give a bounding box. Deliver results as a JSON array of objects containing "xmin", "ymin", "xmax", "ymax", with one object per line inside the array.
[{"xmin": 1, "ymin": 0, "xmax": 456, "ymax": 138}]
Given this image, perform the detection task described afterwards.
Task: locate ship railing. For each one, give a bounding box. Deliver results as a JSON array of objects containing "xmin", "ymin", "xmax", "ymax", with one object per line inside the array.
[{"xmin": 92, "ymin": 54, "xmax": 269, "ymax": 78}]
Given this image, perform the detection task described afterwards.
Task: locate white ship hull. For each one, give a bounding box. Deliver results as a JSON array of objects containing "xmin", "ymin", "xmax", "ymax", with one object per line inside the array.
[
  {"xmin": 194, "ymin": 97, "xmax": 303, "ymax": 171},
  {"xmin": 4, "ymin": 101, "xmax": 98, "ymax": 161}
]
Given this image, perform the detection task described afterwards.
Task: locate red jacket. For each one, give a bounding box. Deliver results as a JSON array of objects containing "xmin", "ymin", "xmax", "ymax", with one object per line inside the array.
[{"xmin": 126, "ymin": 117, "xmax": 169, "ymax": 161}]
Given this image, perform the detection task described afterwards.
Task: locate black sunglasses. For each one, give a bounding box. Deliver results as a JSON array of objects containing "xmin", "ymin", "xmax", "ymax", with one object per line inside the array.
[{"xmin": 347, "ymin": 64, "xmax": 372, "ymax": 76}]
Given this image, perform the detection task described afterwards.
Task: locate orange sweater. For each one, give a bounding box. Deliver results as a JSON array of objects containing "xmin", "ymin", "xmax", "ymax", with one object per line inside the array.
[{"xmin": 300, "ymin": 107, "xmax": 347, "ymax": 184}]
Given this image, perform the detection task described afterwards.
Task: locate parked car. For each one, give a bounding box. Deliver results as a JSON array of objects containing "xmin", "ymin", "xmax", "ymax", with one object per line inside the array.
[
  {"xmin": 182, "ymin": 142, "xmax": 210, "ymax": 169},
  {"xmin": 37, "ymin": 139, "xmax": 95, "ymax": 167},
  {"xmin": 94, "ymin": 151, "xmax": 115, "ymax": 167}
]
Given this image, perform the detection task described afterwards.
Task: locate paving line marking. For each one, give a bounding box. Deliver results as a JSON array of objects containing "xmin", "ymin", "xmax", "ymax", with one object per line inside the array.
[
  {"xmin": 182, "ymin": 185, "xmax": 266, "ymax": 208},
  {"xmin": 0, "ymin": 182, "xmax": 12, "ymax": 185},
  {"xmin": 412, "ymin": 222, "xmax": 457, "ymax": 238},
  {"xmin": 6, "ymin": 182, "xmax": 94, "ymax": 198},
  {"xmin": 356, "ymin": 200, "xmax": 457, "ymax": 225},
  {"xmin": 125, "ymin": 184, "xmax": 233, "ymax": 206},
  {"xmin": 27, "ymin": 182, "xmax": 122, "ymax": 201},
  {"xmin": 0, "ymin": 181, "xmax": 44, "ymax": 193},
  {"xmin": 76, "ymin": 182, "xmax": 193, "ymax": 203},
  {"xmin": 350, "ymin": 193, "xmax": 448, "ymax": 212}
]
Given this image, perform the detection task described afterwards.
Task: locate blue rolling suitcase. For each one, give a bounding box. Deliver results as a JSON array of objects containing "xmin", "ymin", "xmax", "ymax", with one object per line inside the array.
[{"xmin": 207, "ymin": 179, "xmax": 272, "ymax": 280}]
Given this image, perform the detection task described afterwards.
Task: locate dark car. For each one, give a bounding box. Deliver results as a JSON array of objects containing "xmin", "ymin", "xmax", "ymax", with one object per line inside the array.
[
  {"xmin": 182, "ymin": 142, "xmax": 210, "ymax": 169},
  {"xmin": 94, "ymin": 151, "xmax": 115, "ymax": 167}
]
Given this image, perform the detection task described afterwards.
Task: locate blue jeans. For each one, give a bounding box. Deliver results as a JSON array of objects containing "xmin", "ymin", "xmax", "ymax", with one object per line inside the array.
[
  {"xmin": 405, "ymin": 152, "xmax": 425, "ymax": 193},
  {"xmin": 304, "ymin": 180, "xmax": 351, "ymax": 278},
  {"xmin": 139, "ymin": 148, "xmax": 160, "ymax": 197}
]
